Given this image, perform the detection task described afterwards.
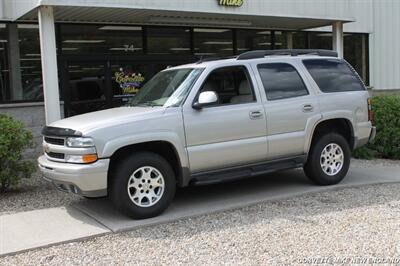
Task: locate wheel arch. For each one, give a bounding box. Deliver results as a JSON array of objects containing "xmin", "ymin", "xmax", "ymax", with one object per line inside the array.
[
  {"xmin": 107, "ymin": 140, "xmax": 189, "ymax": 190},
  {"xmin": 306, "ymin": 118, "xmax": 356, "ymax": 154}
]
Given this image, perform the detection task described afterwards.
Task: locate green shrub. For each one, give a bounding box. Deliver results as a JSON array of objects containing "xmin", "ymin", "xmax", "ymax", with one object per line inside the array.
[
  {"xmin": 0, "ymin": 113, "xmax": 35, "ymax": 192},
  {"xmin": 353, "ymin": 95, "xmax": 400, "ymax": 159}
]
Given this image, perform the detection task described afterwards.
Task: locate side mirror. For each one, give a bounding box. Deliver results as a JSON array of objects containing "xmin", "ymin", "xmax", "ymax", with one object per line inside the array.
[{"xmin": 193, "ymin": 91, "xmax": 218, "ymax": 110}]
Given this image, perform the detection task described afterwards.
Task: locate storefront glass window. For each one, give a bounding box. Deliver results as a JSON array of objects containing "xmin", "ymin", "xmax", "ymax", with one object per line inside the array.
[
  {"xmin": 147, "ymin": 27, "xmax": 190, "ymax": 55},
  {"xmin": 193, "ymin": 28, "xmax": 233, "ymax": 56},
  {"xmin": 275, "ymin": 31, "xmax": 308, "ymax": 49},
  {"xmin": 0, "ymin": 23, "xmax": 370, "ymax": 105},
  {"xmin": 19, "ymin": 24, "xmax": 43, "ymax": 101},
  {"xmin": 274, "ymin": 31, "xmax": 285, "ymax": 49},
  {"xmin": 344, "ymin": 33, "xmax": 368, "ymax": 84},
  {"xmin": 236, "ymin": 29, "xmax": 271, "ymax": 52},
  {"xmin": 0, "ymin": 24, "xmax": 9, "ymax": 102},
  {"xmin": 309, "ymin": 32, "xmax": 332, "ymax": 50},
  {"xmin": 60, "ymin": 24, "xmax": 143, "ymax": 55},
  {"xmin": 66, "ymin": 62, "xmax": 106, "ymax": 116}
]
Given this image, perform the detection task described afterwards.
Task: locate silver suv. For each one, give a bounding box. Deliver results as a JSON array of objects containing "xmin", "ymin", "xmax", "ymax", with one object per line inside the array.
[{"xmin": 38, "ymin": 49, "xmax": 376, "ymax": 219}]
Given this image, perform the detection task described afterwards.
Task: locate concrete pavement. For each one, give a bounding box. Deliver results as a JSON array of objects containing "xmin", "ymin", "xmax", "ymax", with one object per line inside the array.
[
  {"xmin": 74, "ymin": 166, "xmax": 400, "ymax": 232},
  {"xmin": 2, "ymin": 165, "xmax": 400, "ymax": 256},
  {"xmin": 0, "ymin": 207, "xmax": 108, "ymax": 256}
]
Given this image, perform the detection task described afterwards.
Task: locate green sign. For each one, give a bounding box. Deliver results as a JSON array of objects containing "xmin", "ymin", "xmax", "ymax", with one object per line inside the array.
[{"xmin": 218, "ymin": 0, "xmax": 243, "ymax": 7}]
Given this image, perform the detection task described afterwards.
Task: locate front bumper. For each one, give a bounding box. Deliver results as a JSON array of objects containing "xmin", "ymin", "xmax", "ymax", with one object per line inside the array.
[{"xmin": 38, "ymin": 155, "xmax": 109, "ymax": 197}]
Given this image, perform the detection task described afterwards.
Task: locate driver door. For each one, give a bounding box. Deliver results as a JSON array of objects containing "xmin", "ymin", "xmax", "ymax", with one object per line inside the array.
[{"xmin": 183, "ymin": 65, "xmax": 268, "ymax": 173}]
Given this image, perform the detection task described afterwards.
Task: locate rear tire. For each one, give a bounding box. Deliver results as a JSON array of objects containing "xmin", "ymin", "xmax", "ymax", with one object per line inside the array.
[
  {"xmin": 110, "ymin": 152, "xmax": 176, "ymax": 219},
  {"xmin": 304, "ymin": 133, "xmax": 351, "ymax": 185}
]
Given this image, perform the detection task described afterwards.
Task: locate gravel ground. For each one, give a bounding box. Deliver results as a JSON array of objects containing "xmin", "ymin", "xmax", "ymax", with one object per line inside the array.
[
  {"xmin": 1, "ymin": 182, "xmax": 400, "ymax": 265},
  {"xmin": 0, "ymin": 172, "xmax": 83, "ymax": 215},
  {"xmin": 0, "ymin": 159, "xmax": 398, "ymax": 215}
]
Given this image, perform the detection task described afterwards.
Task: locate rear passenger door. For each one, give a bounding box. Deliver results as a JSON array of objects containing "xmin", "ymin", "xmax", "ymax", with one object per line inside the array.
[{"xmin": 253, "ymin": 61, "xmax": 321, "ymax": 159}]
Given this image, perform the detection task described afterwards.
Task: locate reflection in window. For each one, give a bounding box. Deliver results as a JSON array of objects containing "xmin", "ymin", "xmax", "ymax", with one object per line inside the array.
[
  {"xmin": 131, "ymin": 68, "xmax": 203, "ymax": 107},
  {"xmin": 194, "ymin": 28, "xmax": 233, "ymax": 57},
  {"xmin": 236, "ymin": 29, "xmax": 271, "ymax": 52},
  {"xmin": 309, "ymin": 32, "xmax": 332, "ymax": 50},
  {"xmin": 274, "ymin": 31, "xmax": 308, "ymax": 49},
  {"xmin": 0, "ymin": 24, "xmax": 9, "ymax": 102},
  {"xmin": 60, "ymin": 24, "xmax": 143, "ymax": 55},
  {"xmin": 274, "ymin": 31, "xmax": 285, "ymax": 49},
  {"xmin": 67, "ymin": 62, "xmax": 106, "ymax": 116},
  {"xmin": 344, "ymin": 33, "xmax": 368, "ymax": 84},
  {"xmin": 147, "ymin": 27, "xmax": 190, "ymax": 55},
  {"xmin": 19, "ymin": 24, "xmax": 43, "ymax": 101},
  {"xmin": 303, "ymin": 59, "xmax": 365, "ymax": 93},
  {"xmin": 258, "ymin": 63, "xmax": 308, "ymax": 100}
]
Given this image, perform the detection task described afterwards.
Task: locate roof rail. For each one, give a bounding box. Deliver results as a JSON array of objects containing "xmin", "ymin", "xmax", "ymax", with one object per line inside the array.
[
  {"xmin": 196, "ymin": 55, "xmax": 236, "ymax": 64},
  {"xmin": 237, "ymin": 49, "xmax": 338, "ymax": 60}
]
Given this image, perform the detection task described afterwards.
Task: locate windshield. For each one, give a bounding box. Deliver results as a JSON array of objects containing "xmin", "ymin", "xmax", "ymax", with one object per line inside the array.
[{"xmin": 130, "ymin": 68, "xmax": 203, "ymax": 107}]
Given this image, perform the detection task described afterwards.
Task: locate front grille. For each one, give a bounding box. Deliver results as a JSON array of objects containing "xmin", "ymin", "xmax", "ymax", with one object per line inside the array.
[
  {"xmin": 46, "ymin": 152, "xmax": 65, "ymax": 160},
  {"xmin": 44, "ymin": 137, "xmax": 65, "ymax": 146}
]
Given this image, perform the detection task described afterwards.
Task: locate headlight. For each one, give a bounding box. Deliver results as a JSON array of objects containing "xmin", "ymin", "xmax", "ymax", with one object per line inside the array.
[{"xmin": 66, "ymin": 137, "xmax": 94, "ymax": 148}]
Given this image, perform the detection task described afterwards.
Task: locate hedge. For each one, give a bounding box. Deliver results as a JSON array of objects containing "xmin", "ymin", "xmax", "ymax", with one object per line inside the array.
[
  {"xmin": 353, "ymin": 95, "xmax": 400, "ymax": 160},
  {"xmin": 0, "ymin": 113, "xmax": 35, "ymax": 192}
]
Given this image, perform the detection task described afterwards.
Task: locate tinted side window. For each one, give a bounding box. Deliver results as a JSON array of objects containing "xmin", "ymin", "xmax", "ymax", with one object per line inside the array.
[
  {"xmin": 199, "ymin": 66, "xmax": 255, "ymax": 105},
  {"xmin": 257, "ymin": 63, "xmax": 308, "ymax": 100},
  {"xmin": 303, "ymin": 59, "xmax": 365, "ymax": 92}
]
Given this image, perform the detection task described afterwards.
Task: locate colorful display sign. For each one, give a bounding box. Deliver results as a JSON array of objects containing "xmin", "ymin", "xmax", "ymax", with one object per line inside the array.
[{"xmin": 114, "ymin": 67, "xmax": 145, "ymax": 95}]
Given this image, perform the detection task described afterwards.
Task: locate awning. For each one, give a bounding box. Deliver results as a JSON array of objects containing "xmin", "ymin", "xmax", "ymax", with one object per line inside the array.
[{"xmin": 6, "ymin": 0, "xmax": 354, "ymax": 30}]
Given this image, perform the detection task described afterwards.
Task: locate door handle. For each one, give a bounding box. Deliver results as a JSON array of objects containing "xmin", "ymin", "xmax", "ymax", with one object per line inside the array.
[
  {"xmin": 303, "ymin": 104, "xmax": 314, "ymax": 112},
  {"xmin": 249, "ymin": 110, "xmax": 263, "ymax": 119}
]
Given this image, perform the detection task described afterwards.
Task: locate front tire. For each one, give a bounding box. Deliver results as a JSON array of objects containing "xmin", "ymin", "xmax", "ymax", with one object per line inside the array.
[
  {"xmin": 304, "ymin": 133, "xmax": 351, "ymax": 185},
  {"xmin": 110, "ymin": 152, "xmax": 176, "ymax": 219}
]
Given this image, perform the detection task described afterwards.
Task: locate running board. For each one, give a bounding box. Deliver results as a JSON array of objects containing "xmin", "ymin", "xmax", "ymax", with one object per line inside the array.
[{"xmin": 190, "ymin": 155, "xmax": 306, "ymax": 186}]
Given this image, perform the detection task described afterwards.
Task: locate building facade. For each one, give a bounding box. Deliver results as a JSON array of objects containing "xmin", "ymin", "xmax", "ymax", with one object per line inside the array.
[{"xmin": 0, "ymin": 0, "xmax": 398, "ymax": 154}]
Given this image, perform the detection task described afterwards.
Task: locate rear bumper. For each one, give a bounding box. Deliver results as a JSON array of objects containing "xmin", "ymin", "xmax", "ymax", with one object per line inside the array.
[
  {"xmin": 369, "ymin": 126, "xmax": 376, "ymax": 142},
  {"xmin": 38, "ymin": 155, "xmax": 109, "ymax": 197},
  {"xmin": 354, "ymin": 121, "xmax": 376, "ymax": 149}
]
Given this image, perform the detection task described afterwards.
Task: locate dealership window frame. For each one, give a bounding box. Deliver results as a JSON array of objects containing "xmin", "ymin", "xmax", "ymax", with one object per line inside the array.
[{"xmin": 0, "ymin": 22, "xmax": 370, "ymax": 104}]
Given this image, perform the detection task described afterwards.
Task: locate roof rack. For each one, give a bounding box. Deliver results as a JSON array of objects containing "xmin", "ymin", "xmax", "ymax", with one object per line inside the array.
[
  {"xmin": 236, "ymin": 49, "xmax": 338, "ymax": 60},
  {"xmin": 196, "ymin": 55, "xmax": 236, "ymax": 64}
]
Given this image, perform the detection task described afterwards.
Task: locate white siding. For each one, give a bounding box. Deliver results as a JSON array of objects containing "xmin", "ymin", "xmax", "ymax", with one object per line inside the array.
[
  {"xmin": 0, "ymin": 0, "xmax": 5, "ymax": 20},
  {"xmin": 310, "ymin": 0, "xmax": 372, "ymax": 33},
  {"xmin": 288, "ymin": 0, "xmax": 400, "ymax": 90},
  {"xmin": 369, "ymin": 0, "xmax": 400, "ymax": 90}
]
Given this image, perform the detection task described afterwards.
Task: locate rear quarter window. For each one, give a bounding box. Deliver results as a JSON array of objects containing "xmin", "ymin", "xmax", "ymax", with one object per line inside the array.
[{"xmin": 303, "ymin": 59, "xmax": 365, "ymax": 93}]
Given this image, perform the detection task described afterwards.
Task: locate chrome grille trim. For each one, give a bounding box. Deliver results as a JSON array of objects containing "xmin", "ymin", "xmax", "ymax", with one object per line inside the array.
[{"xmin": 44, "ymin": 137, "xmax": 65, "ymax": 146}]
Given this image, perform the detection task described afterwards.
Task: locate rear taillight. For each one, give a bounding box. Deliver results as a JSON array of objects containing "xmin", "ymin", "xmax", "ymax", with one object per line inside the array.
[{"xmin": 367, "ymin": 98, "xmax": 372, "ymax": 121}]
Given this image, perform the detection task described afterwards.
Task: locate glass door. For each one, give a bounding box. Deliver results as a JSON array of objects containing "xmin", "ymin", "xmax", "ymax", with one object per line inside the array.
[
  {"xmin": 109, "ymin": 61, "xmax": 151, "ymax": 107},
  {"xmin": 64, "ymin": 61, "xmax": 108, "ymax": 117}
]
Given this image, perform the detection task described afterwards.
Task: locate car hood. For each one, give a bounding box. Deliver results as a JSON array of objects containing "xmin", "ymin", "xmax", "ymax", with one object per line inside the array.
[{"xmin": 50, "ymin": 106, "xmax": 165, "ymax": 134}]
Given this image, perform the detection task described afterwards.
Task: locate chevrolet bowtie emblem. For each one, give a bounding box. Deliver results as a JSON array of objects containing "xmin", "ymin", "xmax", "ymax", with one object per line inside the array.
[{"xmin": 43, "ymin": 143, "xmax": 50, "ymax": 153}]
